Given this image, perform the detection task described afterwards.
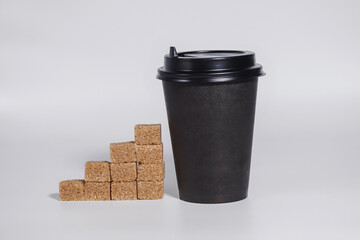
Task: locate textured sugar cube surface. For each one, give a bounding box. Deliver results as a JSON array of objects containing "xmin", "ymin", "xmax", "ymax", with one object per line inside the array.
[
  {"xmin": 138, "ymin": 181, "xmax": 164, "ymax": 200},
  {"xmin": 135, "ymin": 124, "xmax": 161, "ymax": 145},
  {"xmin": 111, "ymin": 182, "xmax": 137, "ymax": 200},
  {"xmin": 110, "ymin": 142, "xmax": 136, "ymax": 163},
  {"xmin": 59, "ymin": 180, "xmax": 85, "ymax": 201},
  {"xmin": 138, "ymin": 162, "xmax": 165, "ymax": 181},
  {"xmin": 85, "ymin": 161, "xmax": 110, "ymax": 182},
  {"xmin": 85, "ymin": 182, "xmax": 111, "ymax": 201},
  {"xmin": 110, "ymin": 163, "xmax": 137, "ymax": 182},
  {"xmin": 136, "ymin": 144, "xmax": 163, "ymax": 163}
]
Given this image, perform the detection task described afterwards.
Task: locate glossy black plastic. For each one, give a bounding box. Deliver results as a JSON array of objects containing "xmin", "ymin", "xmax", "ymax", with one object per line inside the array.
[
  {"xmin": 157, "ymin": 47, "xmax": 264, "ymax": 203},
  {"xmin": 157, "ymin": 46, "xmax": 264, "ymax": 83}
]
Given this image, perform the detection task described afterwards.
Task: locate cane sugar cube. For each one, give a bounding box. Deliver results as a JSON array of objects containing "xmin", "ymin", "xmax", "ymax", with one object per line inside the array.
[
  {"xmin": 138, "ymin": 162, "xmax": 165, "ymax": 181},
  {"xmin": 110, "ymin": 163, "xmax": 137, "ymax": 182},
  {"xmin": 59, "ymin": 180, "xmax": 85, "ymax": 201},
  {"xmin": 110, "ymin": 142, "xmax": 136, "ymax": 163},
  {"xmin": 111, "ymin": 182, "xmax": 137, "ymax": 200},
  {"xmin": 135, "ymin": 124, "xmax": 161, "ymax": 145},
  {"xmin": 85, "ymin": 161, "xmax": 110, "ymax": 182},
  {"xmin": 85, "ymin": 182, "xmax": 111, "ymax": 201},
  {"xmin": 137, "ymin": 181, "xmax": 164, "ymax": 200},
  {"xmin": 136, "ymin": 144, "xmax": 163, "ymax": 163}
]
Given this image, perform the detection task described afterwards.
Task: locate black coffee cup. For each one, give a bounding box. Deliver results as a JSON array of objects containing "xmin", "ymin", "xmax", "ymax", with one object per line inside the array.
[{"xmin": 157, "ymin": 47, "xmax": 265, "ymax": 203}]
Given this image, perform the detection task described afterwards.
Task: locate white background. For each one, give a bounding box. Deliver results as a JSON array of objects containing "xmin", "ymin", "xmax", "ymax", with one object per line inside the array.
[{"xmin": 1, "ymin": 0, "xmax": 360, "ymax": 239}]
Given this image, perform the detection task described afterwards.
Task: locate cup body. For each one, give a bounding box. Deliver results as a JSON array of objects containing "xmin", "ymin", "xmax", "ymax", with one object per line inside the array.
[
  {"xmin": 157, "ymin": 47, "xmax": 264, "ymax": 203},
  {"xmin": 162, "ymin": 78, "xmax": 258, "ymax": 203}
]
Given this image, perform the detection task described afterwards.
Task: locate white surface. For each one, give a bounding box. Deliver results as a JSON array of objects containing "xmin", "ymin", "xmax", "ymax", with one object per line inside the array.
[{"xmin": 1, "ymin": 0, "xmax": 360, "ymax": 239}]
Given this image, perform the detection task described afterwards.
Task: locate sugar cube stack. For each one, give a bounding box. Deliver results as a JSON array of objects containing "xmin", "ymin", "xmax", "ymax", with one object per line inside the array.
[
  {"xmin": 110, "ymin": 142, "xmax": 137, "ymax": 200},
  {"xmin": 84, "ymin": 161, "xmax": 111, "ymax": 200},
  {"xmin": 59, "ymin": 123, "xmax": 164, "ymax": 201},
  {"xmin": 135, "ymin": 124, "xmax": 164, "ymax": 200}
]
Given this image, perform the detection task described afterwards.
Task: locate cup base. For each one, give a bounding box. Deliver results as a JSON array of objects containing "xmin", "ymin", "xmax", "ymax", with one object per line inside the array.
[{"xmin": 179, "ymin": 193, "xmax": 248, "ymax": 204}]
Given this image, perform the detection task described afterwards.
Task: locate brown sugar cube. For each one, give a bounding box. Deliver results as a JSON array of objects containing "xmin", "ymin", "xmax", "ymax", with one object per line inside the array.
[
  {"xmin": 136, "ymin": 144, "xmax": 163, "ymax": 163},
  {"xmin": 59, "ymin": 180, "xmax": 85, "ymax": 201},
  {"xmin": 138, "ymin": 162, "xmax": 165, "ymax": 181},
  {"xmin": 134, "ymin": 124, "xmax": 161, "ymax": 145},
  {"xmin": 85, "ymin": 161, "xmax": 110, "ymax": 182},
  {"xmin": 85, "ymin": 182, "xmax": 110, "ymax": 201},
  {"xmin": 110, "ymin": 142, "xmax": 136, "ymax": 163},
  {"xmin": 137, "ymin": 181, "xmax": 164, "ymax": 200},
  {"xmin": 110, "ymin": 163, "xmax": 137, "ymax": 182},
  {"xmin": 111, "ymin": 182, "xmax": 137, "ymax": 200}
]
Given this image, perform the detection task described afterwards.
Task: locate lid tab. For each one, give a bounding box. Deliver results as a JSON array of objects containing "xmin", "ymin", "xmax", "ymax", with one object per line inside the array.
[{"xmin": 169, "ymin": 46, "xmax": 178, "ymax": 58}]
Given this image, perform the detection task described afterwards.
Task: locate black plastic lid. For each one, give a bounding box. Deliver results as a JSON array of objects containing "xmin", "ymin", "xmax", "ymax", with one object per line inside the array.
[{"xmin": 157, "ymin": 47, "xmax": 265, "ymax": 83}]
